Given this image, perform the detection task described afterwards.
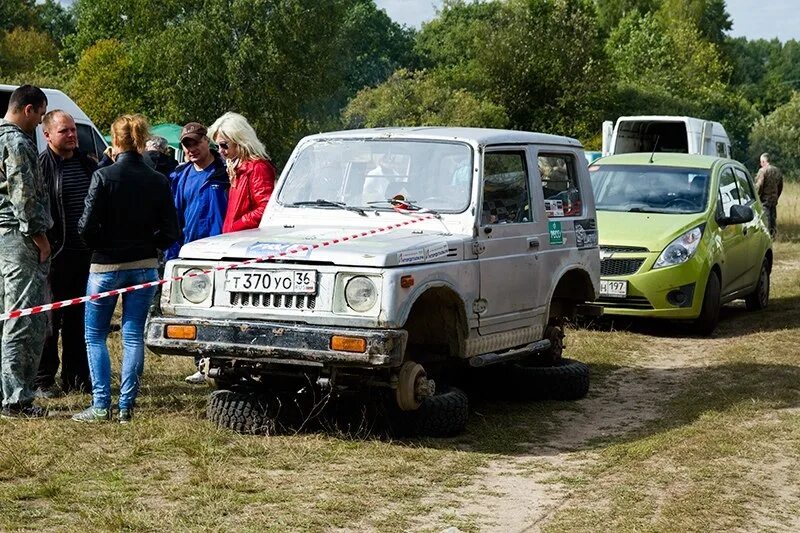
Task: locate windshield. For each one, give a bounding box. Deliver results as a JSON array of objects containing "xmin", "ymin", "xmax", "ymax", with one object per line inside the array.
[
  {"xmin": 278, "ymin": 139, "xmax": 473, "ymax": 213},
  {"xmin": 589, "ymin": 164, "xmax": 710, "ymax": 214}
]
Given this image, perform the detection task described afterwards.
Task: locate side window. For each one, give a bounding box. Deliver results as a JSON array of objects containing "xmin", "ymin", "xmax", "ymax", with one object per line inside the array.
[
  {"xmin": 77, "ymin": 124, "xmax": 100, "ymax": 161},
  {"xmin": 715, "ymin": 142, "xmax": 728, "ymax": 158},
  {"xmin": 717, "ymin": 167, "xmax": 739, "ymax": 217},
  {"xmin": 92, "ymin": 129, "xmax": 107, "ymax": 154},
  {"xmin": 733, "ymin": 167, "xmax": 755, "ymax": 205},
  {"xmin": 539, "ymin": 153, "xmax": 582, "ymax": 217},
  {"xmin": 482, "ymin": 151, "xmax": 531, "ymax": 225}
]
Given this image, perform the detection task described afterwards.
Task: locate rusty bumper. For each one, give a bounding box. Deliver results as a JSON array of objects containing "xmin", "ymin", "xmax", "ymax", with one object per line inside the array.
[{"xmin": 146, "ymin": 316, "xmax": 407, "ymax": 367}]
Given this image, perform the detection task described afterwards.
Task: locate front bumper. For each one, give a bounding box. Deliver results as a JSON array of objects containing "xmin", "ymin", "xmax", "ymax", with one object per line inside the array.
[
  {"xmin": 146, "ymin": 316, "xmax": 407, "ymax": 367},
  {"xmin": 599, "ymin": 254, "xmax": 708, "ymax": 319}
]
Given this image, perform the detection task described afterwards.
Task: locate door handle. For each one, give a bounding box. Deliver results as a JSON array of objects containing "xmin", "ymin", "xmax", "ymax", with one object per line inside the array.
[{"xmin": 528, "ymin": 237, "xmax": 540, "ymax": 249}]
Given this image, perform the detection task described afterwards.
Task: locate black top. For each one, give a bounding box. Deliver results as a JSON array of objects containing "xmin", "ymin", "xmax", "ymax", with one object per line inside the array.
[
  {"xmin": 144, "ymin": 150, "xmax": 179, "ymax": 179},
  {"xmin": 39, "ymin": 146, "xmax": 98, "ymax": 257},
  {"xmin": 61, "ymin": 157, "xmax": 91, "ymax": 250},
  {"xmin": 79, "ymin": 151, "xmax": 180, "ymax": 264}
]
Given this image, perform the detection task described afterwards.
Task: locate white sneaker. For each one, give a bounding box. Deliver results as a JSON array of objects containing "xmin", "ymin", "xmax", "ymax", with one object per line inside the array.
[{"xmin": 185, "ymin": 371, "xmax": 206, "ymax": 384}]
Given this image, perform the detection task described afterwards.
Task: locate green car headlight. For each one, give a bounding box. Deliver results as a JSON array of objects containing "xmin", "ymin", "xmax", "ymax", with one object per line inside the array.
[{"xmin": 653, "ymin": 225, "xmax": 704, "ymax": 269}]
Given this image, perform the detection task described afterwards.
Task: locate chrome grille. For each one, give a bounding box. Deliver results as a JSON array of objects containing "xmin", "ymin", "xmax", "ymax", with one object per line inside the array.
[
  {"xmin": 229, "ymin": 292, "xmax": 316, "ymax": 310},
  {"xmin": 601, "ymin": 245, "xmax": 649, "ymax": 253},
  {"xmin": 601, "ymin": 258, "xmax": 645, "ymax": 276}
]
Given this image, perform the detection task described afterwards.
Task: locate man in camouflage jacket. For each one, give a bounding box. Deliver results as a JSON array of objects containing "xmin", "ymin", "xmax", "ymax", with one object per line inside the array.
[
  {"xmin": 0, "ymin": 85, "xmax": 52, "ymax": 419},
  {"xmin": 755, "ymin": 153, "xmax": 784, "ymax": 238}
]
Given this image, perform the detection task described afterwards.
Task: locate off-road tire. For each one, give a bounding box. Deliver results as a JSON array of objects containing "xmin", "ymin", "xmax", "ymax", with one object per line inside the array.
[
  {"xmin": 506, "ymin": 358, "xmax": 590, "ymax": 401},
  {"xmin": 744, "ymin": 258, "xmax": 770, "ymax": 311},
  {"xmin": 207, "ymin": 390, "xmax": 276, "ymax": 435},
  {"xmin": 389, "ymin": 386, "xmax": 469, "ymax": 438},
  {"xmin": 691, "ymin": 271, "xmax": 721, "ymax": 336}
]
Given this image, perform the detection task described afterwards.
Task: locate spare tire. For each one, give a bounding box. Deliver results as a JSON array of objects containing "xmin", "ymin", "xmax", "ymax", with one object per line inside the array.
[
  {"xmin": 506, "ymin": 358, "xmax": 590, "ymax": 401},
  {"xmin": 388, "ymin": 386, "xmax": 469, "ymax": 438},
  {"xmin": 207, "ymin": 389, "xmax": 276, "ymax": 435}
]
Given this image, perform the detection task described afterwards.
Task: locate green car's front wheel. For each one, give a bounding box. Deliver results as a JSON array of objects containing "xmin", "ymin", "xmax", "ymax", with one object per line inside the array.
[{"xmin": 692, "ymin": 271, "xmax": 721, "ymax": 336}]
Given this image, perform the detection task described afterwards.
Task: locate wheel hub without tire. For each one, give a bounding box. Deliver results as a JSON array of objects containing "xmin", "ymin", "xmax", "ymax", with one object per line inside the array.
[{"xmin": 396, "ymin": 361, "xmax": 435, "ymax": 411}]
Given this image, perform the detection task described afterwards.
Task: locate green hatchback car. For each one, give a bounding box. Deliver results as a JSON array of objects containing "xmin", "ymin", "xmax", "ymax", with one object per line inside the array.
[{"xmin": 589, "ymin": 153, "xmax": 772, "ymax": 334}]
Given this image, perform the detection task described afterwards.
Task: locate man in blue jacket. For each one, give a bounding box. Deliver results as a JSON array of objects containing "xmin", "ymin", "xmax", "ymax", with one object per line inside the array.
[{"xmin": 166, "ymin": 122, "xmax": 229, "ymax": 383}]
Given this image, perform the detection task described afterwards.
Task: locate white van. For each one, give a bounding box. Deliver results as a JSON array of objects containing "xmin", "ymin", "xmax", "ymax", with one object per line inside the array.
[
  {"xmin": 0, "ymin": 84, "xmax": 107, "ymax": 160},
  {"xmin": 601, "ymin": 115, "xmax": 731, "ymax": 159}
]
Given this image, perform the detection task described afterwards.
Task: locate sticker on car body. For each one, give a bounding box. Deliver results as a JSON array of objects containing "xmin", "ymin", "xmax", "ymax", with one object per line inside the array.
[
  {"xmin": 548, "ymin": 221, "xmax": 564, "ymax": 245},
  {"xmin": 574, "ymin": 218, "xmax": 598, "ymax": 249},
  {"xmin": 246, "ymin": 242, "xmax": 313, "ymax": 258}
]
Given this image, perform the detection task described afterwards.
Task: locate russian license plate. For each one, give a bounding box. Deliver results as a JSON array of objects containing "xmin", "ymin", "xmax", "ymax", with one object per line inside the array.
[
  {"xmin": 600, "ymin": 279, "xmax": 627, "ymax": 298},
  {"xmin": 225, "ymin": 270, "xmax": 316, "ymax": 294}
]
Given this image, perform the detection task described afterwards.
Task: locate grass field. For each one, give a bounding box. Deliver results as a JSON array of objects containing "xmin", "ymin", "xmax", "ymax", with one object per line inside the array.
[{"xmin": 1, "ymin": 193, "xmax": 800, "ymax": 531}]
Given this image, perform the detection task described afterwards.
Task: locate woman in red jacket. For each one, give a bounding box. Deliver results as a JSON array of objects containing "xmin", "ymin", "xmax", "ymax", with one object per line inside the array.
[{"xmin": 208, "ymin": 112, "xmax": 276, "ymax": 233}]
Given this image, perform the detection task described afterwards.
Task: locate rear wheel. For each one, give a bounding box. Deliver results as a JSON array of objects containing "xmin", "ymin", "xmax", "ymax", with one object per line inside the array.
[
  {"xmin": 744, "ymin": 258, "xmax": 770, "ymax": 311},
  {"xmin": 691, "ymin": 271, "xmax": 721, "ymax": 336}
]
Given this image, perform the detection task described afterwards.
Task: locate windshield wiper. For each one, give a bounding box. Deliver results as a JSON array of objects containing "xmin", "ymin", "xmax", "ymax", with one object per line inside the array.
[
  {"xmin": 288, "ymin": 199, "xmax": 367, "ymax": 216},
  {"xmin": 366, "ymin": 198, "xmax": 439, "ymax": 216}
]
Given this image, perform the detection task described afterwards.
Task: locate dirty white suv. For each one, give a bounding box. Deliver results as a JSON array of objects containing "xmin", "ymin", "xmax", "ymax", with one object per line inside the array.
[{"xmin": 146, "ymin": 128, "xmax": 601, "ymax": 436}]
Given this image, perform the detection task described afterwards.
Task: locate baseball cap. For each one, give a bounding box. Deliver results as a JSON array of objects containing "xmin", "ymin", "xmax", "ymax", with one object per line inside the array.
[{"xmin": 180, "ymin": 122, "xmax": 207, "ymax": 143}]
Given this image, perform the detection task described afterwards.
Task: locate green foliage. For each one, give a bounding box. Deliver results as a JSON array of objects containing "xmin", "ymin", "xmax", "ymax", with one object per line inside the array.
[
  {"xmin": 343, "ymin": 68, "xmax": 508, "ymax": 128},
  {"xmin": 0, "ymin": 27, "xmax": 59, "ymax": 77},
  {"xmin": 749, "ymin": 92, "xmax": 800, "ymax": 181},
  {"xmin": 592, "ymin": 0, "xmax": 660, "ymax": 35},
  {"xmin": 68, "ymin": 39, "xmax": 141, "ymax": 131}
]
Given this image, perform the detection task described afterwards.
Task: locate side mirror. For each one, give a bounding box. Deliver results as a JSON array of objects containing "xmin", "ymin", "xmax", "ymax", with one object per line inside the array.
[{"xmin": 718, "ymin": 204, "xmax": 754, "ymax": 226}]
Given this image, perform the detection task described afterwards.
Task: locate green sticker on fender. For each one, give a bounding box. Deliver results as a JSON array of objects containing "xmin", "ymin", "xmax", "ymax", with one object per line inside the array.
[{"xmin": 548, "ymin": 220, "xmax": 564, "ymax": 245}]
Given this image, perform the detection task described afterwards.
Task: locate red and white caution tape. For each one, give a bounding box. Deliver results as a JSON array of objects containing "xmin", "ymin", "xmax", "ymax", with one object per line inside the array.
[{"xmin": 0, "ymin": 213, "xmax": 438, "ymax": 322}]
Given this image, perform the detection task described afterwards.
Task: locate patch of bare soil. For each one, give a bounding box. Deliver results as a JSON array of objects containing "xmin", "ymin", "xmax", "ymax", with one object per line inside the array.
[{"xmin": 425, "ymin": 335, "xmax": 730, "ymax": 533}]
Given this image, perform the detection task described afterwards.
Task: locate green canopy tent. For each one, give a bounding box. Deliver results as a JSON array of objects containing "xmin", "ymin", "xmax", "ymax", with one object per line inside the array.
[{"xmin": 104, "ymin": 122, "xmax": 185, "ymax": 163}]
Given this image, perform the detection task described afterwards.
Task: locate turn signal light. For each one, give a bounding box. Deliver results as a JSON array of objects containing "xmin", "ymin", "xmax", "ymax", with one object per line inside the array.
[
  {"xmin": 165, "ymin": 325, "xmax": 197, "ymax": 340},
  {"xmin": 400, "ymin": 275, "xmax": 414, "ymax": 288},
  {"xmin": 331, "ymin": 335, "xmax": 367, "ymax": 353}
]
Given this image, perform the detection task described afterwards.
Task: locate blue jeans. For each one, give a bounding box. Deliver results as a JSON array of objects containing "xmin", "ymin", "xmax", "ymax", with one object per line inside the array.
[{"xmin": 85, "ymin": 268, "xmax": 157, "ymax": 410}]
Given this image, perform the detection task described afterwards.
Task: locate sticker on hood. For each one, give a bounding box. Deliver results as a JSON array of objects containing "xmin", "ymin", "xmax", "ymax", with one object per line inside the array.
[
  {"xmin": 246, "ymin": 242, "xmax": 313, "ymax": 258},
  {"xmin": 398, "ymin": 242, "xmax": 450, "ymax": 264}
]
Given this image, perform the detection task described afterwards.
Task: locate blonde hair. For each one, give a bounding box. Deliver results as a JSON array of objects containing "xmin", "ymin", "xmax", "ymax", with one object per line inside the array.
[
  {"xmin": 208, "ymin": 112, "xmax": 269, "ymax": 162},
  {"xmin": 111, "ymin": 114, "xmax": 150, "ymax": 153}
]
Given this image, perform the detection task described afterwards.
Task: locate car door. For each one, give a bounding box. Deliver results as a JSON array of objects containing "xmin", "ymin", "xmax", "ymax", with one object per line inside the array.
[
  {"xmin": 477, "ymin": 147, "xmax": 541, "ymax": 335},
  {"xmin": 715, "ymin": 165, "xmax": 750, "ymax": 294},
  {"xmin": 733, "ymin": 166, "xmax": 765, "ymax": 286}
]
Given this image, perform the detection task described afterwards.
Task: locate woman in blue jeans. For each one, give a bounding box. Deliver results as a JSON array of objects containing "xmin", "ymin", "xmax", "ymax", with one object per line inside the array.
[{"xmin": 73, "ymin": 114, "xmax": 179, "ymax": 423}]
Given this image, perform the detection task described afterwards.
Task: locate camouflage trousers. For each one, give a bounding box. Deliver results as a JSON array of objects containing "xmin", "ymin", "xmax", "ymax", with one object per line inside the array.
[{"xmin": 0, "ymin": 228, "xmax": 49, "ymax": 407}]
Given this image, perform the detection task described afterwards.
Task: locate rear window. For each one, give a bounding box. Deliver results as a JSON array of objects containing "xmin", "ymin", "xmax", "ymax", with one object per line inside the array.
[{"xmin": 614, "ymin": 121, "xmax": 689, "ymax": 155}]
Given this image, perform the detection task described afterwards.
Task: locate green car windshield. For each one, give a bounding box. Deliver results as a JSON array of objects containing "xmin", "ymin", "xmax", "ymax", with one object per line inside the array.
[{"xmin": 590, "ymin": 165, "xmax": 710, "ymax": 214}]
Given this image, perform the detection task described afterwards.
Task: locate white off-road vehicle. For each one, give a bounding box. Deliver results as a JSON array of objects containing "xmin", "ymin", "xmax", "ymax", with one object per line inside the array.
[{"xmin": 146, "ymin": 128, "xmax": 601, "ymax": 436}]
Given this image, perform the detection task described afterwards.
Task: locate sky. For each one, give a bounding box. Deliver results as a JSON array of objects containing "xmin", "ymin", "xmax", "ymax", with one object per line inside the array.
[{"xmin": 374, "ymin": 0, "xmax": 800, "ymax": 41}]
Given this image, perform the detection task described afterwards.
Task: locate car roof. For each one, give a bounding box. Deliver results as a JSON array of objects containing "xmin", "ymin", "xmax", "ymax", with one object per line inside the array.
[
  {"xmin": 0, "ymin": 84, "xmax": 92, "ymax": 122},
  {"xmin": 591, "ymin": 152, "xmax": 727, "ymax": 170},
  {"xmin": 302, "ymin": 127, "xmax": 583, "ymax": 148}
]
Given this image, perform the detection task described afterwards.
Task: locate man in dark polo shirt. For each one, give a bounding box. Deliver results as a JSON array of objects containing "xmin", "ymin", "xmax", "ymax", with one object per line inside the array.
[{"xmin": 35, "ymin": 110, "xmax": 98, "ymax": 396}]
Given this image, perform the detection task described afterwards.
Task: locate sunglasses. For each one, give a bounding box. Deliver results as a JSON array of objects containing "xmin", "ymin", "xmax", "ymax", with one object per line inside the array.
[{"xmin": 217, "ymin": 141, "xmax": 231, "ymax": 150}]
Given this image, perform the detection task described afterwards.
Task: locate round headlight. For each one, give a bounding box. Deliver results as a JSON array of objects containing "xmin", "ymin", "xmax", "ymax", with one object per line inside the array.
[
  {"xmin": 180, "ymin": 268, "xmax": 212, "ymax": 304},
  {"xmin": 344, "ymin": 276, "xmax": 377, "ymax": 312}
]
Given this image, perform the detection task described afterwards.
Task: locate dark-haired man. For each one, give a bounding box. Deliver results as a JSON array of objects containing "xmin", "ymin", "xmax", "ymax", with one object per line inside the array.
[
  {"xmin": 0, "ymin": 85, "xmax": 52, "ymax": 418},
  {"xmin": 165, "ymin": 122, "xmax": 228, "ymax": 383},
  {"xmin": 35, "ymin": 109, "xmax": 98, "ymax": 397}
]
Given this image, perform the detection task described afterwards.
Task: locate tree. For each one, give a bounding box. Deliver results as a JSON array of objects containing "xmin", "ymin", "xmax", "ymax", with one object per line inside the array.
[
  {"xmin": 0, "ymin": 27, "xmax": 59, "ymax": 78},
  {"xmin": 749, "ymin": 92, "xmax": 800, "ymax": 180},
  {"xmin": 592, "ymin": 0, "xmax": 660, "ymax": 35},
  {"xmin": 343, "ymin": 69, "xmax": 508, "ymax": 128},
  {"xmin": 68, "ymin": 39, "xmax": 141, "ymax": 130}
]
